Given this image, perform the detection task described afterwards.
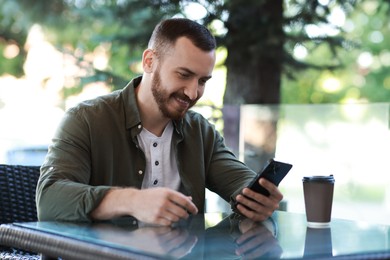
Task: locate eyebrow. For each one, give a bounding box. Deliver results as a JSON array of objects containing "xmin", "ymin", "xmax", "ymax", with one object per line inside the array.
[{"xmin": 178, "ymin": 67, "xmax": 212, "ymax": 80}]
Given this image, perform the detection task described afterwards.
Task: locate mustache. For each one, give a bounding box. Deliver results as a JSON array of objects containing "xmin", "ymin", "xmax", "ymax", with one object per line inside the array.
[{"xmin": 172, "ymin": 93, "xmax": 195, "ymax": 103}]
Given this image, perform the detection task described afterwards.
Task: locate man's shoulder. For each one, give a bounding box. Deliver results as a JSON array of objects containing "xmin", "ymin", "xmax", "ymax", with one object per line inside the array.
[
  {"xmin": 68, "ymin": 78, "xmax": 138, "ymax": 115},
  {"xmin": 67, "ymin": 89, "xmax": 124, "ymax": 115}
]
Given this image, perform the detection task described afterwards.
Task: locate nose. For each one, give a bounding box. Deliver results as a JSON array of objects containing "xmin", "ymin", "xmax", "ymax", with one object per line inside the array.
[{"xmin": 183, "ymin": 80, "xmax": 199, "ymax": 101}]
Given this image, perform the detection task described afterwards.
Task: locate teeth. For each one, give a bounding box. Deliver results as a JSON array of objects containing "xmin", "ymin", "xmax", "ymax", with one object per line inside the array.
[{"xmin": 177, "ymin": 97, "xmax": 189, "ymax": 105}]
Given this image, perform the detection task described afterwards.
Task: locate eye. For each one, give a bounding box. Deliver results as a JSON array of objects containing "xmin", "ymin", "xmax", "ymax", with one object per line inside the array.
[
  {"xmin": 199, "ymin": 77, "xmax": 210, "ymax": 86},
  {"xmin": 178, "ymin": 72, "xmax": 190, "ymax": 79},
  {"xmin": 199, "ymin": 79, "xmax": 207, "ymax": 86}
]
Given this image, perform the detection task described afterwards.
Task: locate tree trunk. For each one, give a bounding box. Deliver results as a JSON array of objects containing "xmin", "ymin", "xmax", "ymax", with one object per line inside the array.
[
  {"xmin": 223, "ymin": 0, "xmax": 284, "ymax": 105},
  {"xmin": 222, "ymin": 0, "xmax": 284, "ymax": 170}
]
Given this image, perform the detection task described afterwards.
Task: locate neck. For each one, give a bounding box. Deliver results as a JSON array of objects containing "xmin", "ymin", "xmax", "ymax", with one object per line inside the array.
[
  {"xmin": 135, "ymin": 78, "xmax": 170, "ymax": 137},
  {"xmin": 141, "ymin": 114, "xmax": 171, "ymax": 137}
]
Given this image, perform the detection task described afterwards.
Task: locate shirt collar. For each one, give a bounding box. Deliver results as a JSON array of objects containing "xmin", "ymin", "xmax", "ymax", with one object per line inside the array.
[
  {"xmin": 121, "ymin": 76, "xmax": 142, "ymax": 131},
  {"xmin": 121, "ymin": 76, "xmax": 184, "ymax": 137}
]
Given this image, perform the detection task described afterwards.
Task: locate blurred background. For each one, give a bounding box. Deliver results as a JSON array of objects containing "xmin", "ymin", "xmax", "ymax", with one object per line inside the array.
[{"xmin": 0, "ymin": 0, "xmax": 389, "ymax": 224}]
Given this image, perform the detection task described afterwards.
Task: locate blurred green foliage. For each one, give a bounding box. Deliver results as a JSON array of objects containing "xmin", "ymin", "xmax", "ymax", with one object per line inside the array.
[
  {"xmin": 282, "ymin": 1, "xmax": 390, "ymax": 103},
  {"xmin": 0, "ymin": 0, "xmax": 389, "ymax": 104}
]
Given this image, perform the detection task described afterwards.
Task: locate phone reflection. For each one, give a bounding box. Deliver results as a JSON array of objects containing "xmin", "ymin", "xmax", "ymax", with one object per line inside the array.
[
  {"xmin": 202, "ymin": 215, "xmax": 282, "ymax": 259},
  {"xmin": 303, "ymin": 227, "xmax": 333, "ymax": 258}
]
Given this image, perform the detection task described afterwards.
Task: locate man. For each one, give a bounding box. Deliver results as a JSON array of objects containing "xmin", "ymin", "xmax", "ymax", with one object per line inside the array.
[{"xmin": 36, "ymin": 18, "xmax": 283, "ymax": 226}]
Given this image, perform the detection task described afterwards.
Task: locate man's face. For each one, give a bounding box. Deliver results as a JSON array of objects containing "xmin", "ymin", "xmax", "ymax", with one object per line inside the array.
[{"xmin": 150, "ymin": 37, "xmax": 216, "ymax": 120}]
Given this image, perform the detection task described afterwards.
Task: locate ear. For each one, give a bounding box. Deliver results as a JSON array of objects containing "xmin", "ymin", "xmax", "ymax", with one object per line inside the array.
[{"xmin": 142, "ymin": 49, "xmax": 155, "ymax": 73}]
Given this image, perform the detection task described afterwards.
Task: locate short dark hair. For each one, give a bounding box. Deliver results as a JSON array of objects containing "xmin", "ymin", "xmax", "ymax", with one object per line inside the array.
[{"xmin": 148, "ymin": 18, "xmax": 216, "ymax": 57}]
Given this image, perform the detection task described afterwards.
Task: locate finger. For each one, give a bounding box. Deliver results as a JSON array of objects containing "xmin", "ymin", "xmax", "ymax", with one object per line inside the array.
[
  {"xmin": 181, "ymin": 197, "xmax": 198, "ymax": 215},
  {"xmin": 238, "ymin": 191, "xmax": 273, "ymax": 214},
  {"xmin": 152, "ymin": 199, "xmax": 193, "ymax": 226},
  {"xmin": 236, "ymin": 203, "xmax": 269, "ymax": 222},
  {"xmin": 168, "ymin": 235, "xmax": 198, "ymax": 258},
  {"xmin": 165, "ymin": 232, "xmax": 187, "ymax": 246},
  {"xmin": 259, "ymin": 179, "xmax": 283, "ymax": 201},
  {"xmin": 162, "ymin": 230, "xmax": 187, "ymax": 249},
  {"xmin": 241, "ymin": 187, "xmax": 280, "ymax": 211},
  {"xmin": 150, "ymin": 226, "xmax": 173, "ymax": 235},
  {"xmin": 164, "ymin": 205, "xmax": 187, "ymax": 223},
  {"xmin": 163, "ymin": 198, "xmax": 196, "ymax": 223},
  {"xmin": 160, "ymin": 228, "xmax": 182, "ymax": 242},
  {"xmin": 238, "ymin": 218, "xmax": 257, "ymax": 234},
  {"xmin": 236, "ymin": 236, "xmax": 262, "ymax": 256},
  {"xmin": 236, "ymin": 226, "xmax": 278, "ymax": 255},
  {"xmin": 169, "ymin": 194, "xmax": 198, "ymax": 215},
  {"xmin": 240, "ymin": 240, "xmax": 282, "ymax": 259},
  {"xmin": 241, "ymin": 188, "xmax": 268, "ymax": 205},
  {"xmin": 236, "ymin": 226, "xmax": 268, "ymax": 244},
  {"xmin": 155, "ymin": 216, "xmax": 174, "ymax": 226}
]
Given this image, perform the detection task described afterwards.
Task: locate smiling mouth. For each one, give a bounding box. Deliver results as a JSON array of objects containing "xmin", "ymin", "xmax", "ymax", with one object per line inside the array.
[{"xmin": 174, "ymin": 95, "xmax": 192, "ymax": 109}]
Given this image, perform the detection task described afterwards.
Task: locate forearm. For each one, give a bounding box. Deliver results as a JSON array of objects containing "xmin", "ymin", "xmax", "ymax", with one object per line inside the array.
[
  {"xmin": 91, "ymin": 187, "xmax": 198, "ymax": 225},
  {"xmin": 36, "ymin": 178, "xmax": 111, "ymax": 221},
  {"xmin": 90, "ymin": 188, "xmax": 138, "ymax": 220}
]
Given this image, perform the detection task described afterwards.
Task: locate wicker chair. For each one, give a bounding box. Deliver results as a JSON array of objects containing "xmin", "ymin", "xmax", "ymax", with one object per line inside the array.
[{"xmin": 0, "ymin": 164, "xmax": 41, "ymax": 259}]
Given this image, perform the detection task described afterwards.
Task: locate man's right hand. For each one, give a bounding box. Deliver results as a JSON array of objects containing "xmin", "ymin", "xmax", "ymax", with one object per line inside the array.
[{"xmin": 91, "ymin": 187, "xmax": 198, "ymax": 226}]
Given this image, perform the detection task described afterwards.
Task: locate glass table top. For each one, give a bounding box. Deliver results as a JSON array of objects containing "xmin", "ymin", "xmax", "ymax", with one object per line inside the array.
[{"xmin": 12, "ymin": 211, "xmax": 390, "ymax": 259}]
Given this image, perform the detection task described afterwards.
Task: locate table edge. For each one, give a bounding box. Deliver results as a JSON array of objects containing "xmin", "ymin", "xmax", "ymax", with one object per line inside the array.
[{"xmin": 0, "ymin": 224, "xmax": 164, "ymax": 260}]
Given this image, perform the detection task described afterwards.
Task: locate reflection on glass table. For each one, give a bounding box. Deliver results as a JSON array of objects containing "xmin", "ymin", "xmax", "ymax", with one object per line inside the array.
[{"xmin": 1, "ymin": 211, "xmax": 389, "ymax": 259}]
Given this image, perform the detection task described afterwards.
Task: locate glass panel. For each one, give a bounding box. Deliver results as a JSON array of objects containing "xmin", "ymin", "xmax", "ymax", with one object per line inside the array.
[{"xmin": 240, "ymin": 103, "xmax": 390, "ymax": 225}]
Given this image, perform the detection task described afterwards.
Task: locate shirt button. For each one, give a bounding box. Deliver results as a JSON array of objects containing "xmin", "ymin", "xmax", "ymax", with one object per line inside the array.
[
  {"xmin": 138, "ymin": 124, "xmax": 142, "ymax": 129},
  {"xmin": 155, "ymin": 161, "xmax": 159, "ymax": 166},
  {"xmin": 153, "ymin": 142, "xmax": 158, "ymax": 147},
  {"xmin": 153, "ymin": 179, "xmax": 158, "ymax": 185},
  {"xmin": 138, "ymin": 170, "xmax": 143, "ymax": 175}
]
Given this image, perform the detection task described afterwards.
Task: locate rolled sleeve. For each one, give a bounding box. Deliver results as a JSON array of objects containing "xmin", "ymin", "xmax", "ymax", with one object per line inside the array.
[{"xmin": 36, "ymin": 108, "xmax": 111, "ymax": 221}]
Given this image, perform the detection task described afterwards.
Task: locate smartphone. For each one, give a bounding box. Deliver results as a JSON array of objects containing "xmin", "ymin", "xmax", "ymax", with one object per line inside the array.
[
  {"xmin": 231, "ymin": 159, "xmax": 292, "ymax": 212},
  {"xmin": 247, "ymin": 159, "xmax": 293, "ymax": 196}
]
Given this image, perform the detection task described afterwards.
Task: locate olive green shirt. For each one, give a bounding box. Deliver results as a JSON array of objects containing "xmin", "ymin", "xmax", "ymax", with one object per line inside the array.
[{"xmin": 36, "ymin": 76, "xmax": 255, "ymax": 221}]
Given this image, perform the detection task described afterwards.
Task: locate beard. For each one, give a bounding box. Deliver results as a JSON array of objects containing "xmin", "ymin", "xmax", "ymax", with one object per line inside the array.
[{"xmin": 151, "ymin": 68, "xmax": 197, "ymax": 120}]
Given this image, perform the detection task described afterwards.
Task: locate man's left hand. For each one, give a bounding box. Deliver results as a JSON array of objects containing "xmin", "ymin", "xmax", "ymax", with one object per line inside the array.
[{"xmin": 234, "ymin": 178, "xmax": 283, "ymax": 222}]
